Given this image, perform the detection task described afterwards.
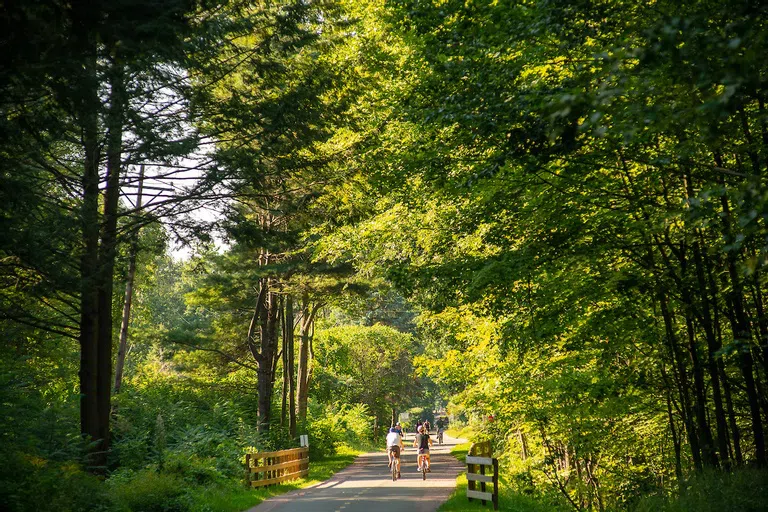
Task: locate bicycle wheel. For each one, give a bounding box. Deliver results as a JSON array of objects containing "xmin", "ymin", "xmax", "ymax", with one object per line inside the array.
[
  {"xmin": 392, "ymin": 461, "xmax": 397, "ymax": 481},
  {"xmin": 422, "ymin": 463, "xmax": 427, "ymax": 480}
]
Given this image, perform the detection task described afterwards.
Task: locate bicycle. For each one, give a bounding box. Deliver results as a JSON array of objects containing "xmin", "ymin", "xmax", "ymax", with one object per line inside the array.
[
  {"xmin": 437, "ymin": 430, "xmax": 444, "ymax": 445},
  {"xmin": 389, "ymin": 446, "xmax": 402, "ymax": 481},
  {"xmin": 418, "ymin": 453, "xmax": 428, "ymax": 480}
]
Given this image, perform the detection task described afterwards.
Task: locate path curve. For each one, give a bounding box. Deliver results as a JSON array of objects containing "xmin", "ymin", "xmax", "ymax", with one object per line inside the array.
[{"xmin": 247, "ymin": 432, "xmax": 466, "ymax": 512}]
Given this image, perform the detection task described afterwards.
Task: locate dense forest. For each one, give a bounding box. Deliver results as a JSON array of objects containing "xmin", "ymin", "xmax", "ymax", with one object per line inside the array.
[{"xmin": 2, "ymin": 0, "xmax": 768, "ymax": 511}]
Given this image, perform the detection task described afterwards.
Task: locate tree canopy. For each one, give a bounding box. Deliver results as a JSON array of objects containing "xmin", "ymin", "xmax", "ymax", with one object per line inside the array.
[{"xmin": 1, "ymin": 0, "xmax": 768, "ymax": 510}]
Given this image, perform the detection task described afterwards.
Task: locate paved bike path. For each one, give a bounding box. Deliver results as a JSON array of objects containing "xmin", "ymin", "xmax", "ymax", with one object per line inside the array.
[{"xmin": 246, "ymin": 433, "xmax": 466, "ymax": 512}]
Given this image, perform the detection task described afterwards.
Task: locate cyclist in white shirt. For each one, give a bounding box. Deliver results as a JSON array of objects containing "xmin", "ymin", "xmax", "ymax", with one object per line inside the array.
[{"xmin": 386, "ymin": 427, "xmax": 404, "ymax": 478}]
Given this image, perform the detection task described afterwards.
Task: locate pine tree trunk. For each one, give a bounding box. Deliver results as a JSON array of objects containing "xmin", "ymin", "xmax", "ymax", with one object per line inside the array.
[
  {"xmin": 93, "ymin": 60, "xmax": 125, "ymax": 466},
  {"xmin": 257, "ymin": 284, "xmax": 279, "ymax": 433},
  {"xmin": 73, "ymin": 2, "xmax": 101, "ymax": 469}
]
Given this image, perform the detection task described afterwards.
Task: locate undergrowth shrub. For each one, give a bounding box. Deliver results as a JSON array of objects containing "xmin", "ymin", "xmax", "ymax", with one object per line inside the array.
[
  {"xmin": 0, "ymin": 453, "xmax": 115, "ymax": 512},
  {"xmin": 633, "ymin": 468, "xmax": 768, "ymax": 512},
  {"xmin": 108, "ymin": 469, "xmax": 189, "ymax": 512},
  {"xmin": 306, "ymin": 402, "xmax": 376, "ymax": 458}
]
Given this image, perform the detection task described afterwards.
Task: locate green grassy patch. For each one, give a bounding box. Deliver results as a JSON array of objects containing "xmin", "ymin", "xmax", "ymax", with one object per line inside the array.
[{"xmin": 438, "ymin": 473, "xmax": 563, "ymax": 512}]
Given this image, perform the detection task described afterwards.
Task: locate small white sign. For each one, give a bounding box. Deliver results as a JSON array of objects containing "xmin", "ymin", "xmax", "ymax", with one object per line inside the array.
[{"xmin": 300, "ymin": 434, "xmax": 309, "ymax": 447}]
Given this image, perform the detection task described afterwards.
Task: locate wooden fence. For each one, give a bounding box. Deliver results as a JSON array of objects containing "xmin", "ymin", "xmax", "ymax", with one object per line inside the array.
[
  {"xmin": 245, "ymin": 446, "xmax": 309, "ymax": 488},
  {"xmin": 466, "ymin": 441, "xmax": 499, "ymax": 510}
]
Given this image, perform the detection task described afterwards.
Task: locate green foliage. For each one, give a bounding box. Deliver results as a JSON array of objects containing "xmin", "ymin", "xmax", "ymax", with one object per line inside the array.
[
  {"xmin": 634, "ymin": 469, "xmax": 768, "ymax": 512},
  {"xmin": 312, "ymin": 324, "xmax": 416, "ymax": 424},
  {"xmin": 440, "ymin": 442, "xmax": 570, "ymax": 512},
  {"xmin": 306, "ymin": 402, "xmax": 377, "ymax": 459}
]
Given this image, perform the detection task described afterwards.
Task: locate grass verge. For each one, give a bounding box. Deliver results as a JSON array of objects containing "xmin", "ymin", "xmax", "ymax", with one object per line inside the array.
[{"xmin": 188, "ymin": 445, "xmax": 362, "ymax": 512}]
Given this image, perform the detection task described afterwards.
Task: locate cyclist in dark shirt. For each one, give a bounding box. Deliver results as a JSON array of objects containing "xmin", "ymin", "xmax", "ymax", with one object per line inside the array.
[{"xmin": 413, "ymin": 425, "xmax": 433, "ymax": 472}]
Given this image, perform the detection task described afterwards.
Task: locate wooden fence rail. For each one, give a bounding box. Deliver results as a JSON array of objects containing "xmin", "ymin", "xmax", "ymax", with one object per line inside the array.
[
  {"xmin": 466, "ymin": 441, "xmax": 499, "ymax": 510},
  {"xmin": 245, "ymin": 446, "xmax": 309, "ymax": 488}
]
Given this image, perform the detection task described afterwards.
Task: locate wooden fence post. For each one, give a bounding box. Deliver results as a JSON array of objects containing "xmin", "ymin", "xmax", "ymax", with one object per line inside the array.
[
  {"xmin": 480, "ymin": 463, "xmax": 487, "ymax": 506},
  {"xmin": 492, "ymin": 458, "xmax": 499, "ymax": 510},
  {"xmin": 466, "ymin": 454, "xmax": 499, "ymax": 511}
]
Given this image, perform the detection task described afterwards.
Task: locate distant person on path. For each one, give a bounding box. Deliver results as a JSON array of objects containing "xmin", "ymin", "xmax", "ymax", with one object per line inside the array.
[
  {"xmin": 413, "ymin": 425, "xmax": 433, "ymax": 472},
  {"xmin": 386, "ymin": 427, "xmax": 404, "ymax": 478},
  {"xmin": 423, "ymin": 419, "xmax": 431, "ymax": 434}
]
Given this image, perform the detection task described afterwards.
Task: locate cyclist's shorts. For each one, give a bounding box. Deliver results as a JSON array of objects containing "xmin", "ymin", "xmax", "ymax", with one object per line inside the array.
[
  {"xmin": 388, "ymin": 445, "xmax": 401, "ymax": 457},
  {"xmin": 418, "ymin": 448, "xmax": 430, "ymax": 455}
]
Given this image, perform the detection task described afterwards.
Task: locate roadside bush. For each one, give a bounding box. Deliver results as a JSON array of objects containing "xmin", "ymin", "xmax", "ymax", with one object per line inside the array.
[
  {"xmin": 163, "ymin": 451, "xmax": 223, "ymax": 486},
  {"xmin": 0, "ymin": 453, "xmax": 115, "ymax": 512},
  {"xmin": 109, "ymin": 469, "xmax": 189, "ymax": 512},
  {"xmin": 306, "ymin": 405, "xmax": 341, "ymax": 459},
  {"xmin": 305, "ymin": 402, "xmax": 377, "ymax": 458},
  {"xmin": 338, "ymin": 403, "xmax": 376, "ymax": 446}
]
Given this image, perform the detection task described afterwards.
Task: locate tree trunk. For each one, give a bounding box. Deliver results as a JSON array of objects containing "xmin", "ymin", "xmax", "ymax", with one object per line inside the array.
[
  {"xmin": 256, "ymin": 284, "xmax": 279, "ymax": 433},
  {"xmin": 683, "ymin": 304, "xmax": 718, "ymax": 467},
  {"xmin": 665, "ymin": 387, "xmax": 683, "ymax": 483},
  {"xmin": 93, "ymin": 60, "xmax": 125, "ymax": 465},
  {"xmin": 684, "ymin": 173, "xmax": 729, "ymax": 467},
  {"xmin": 281, "ymin": 296, "xmax": 288, "ymax": 428},
  {"xmin": 73, "ymin": 3, "xmax": 102, "ymax": 469},
  {"xmin": 694, "ymin": 248, "xmax": 729, "ymax": 466},
  {"xmin": 296, "ymin": 292, "xmax": 318, "ymax": 424},
  {"xmin": 659, "ymin": 291, "xmax": 703, "ymax": 470},
  {"xmin": 114, "ymin": 164, "xmax": 144, "ymax": 394},
  {"xmin": 751, "ymin": 273, "xmax": 768, "ymax": 387},
  {"xmin": 79, "ymin": 87, "xmax": 101, "ymax": 470},
  {"xmin": 721, "ymin": 193, "xmax": 766, "ymax": 466},
  {"xmin": 286, "ymin": 295, "xmax": 297, "ymax": 438}
]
